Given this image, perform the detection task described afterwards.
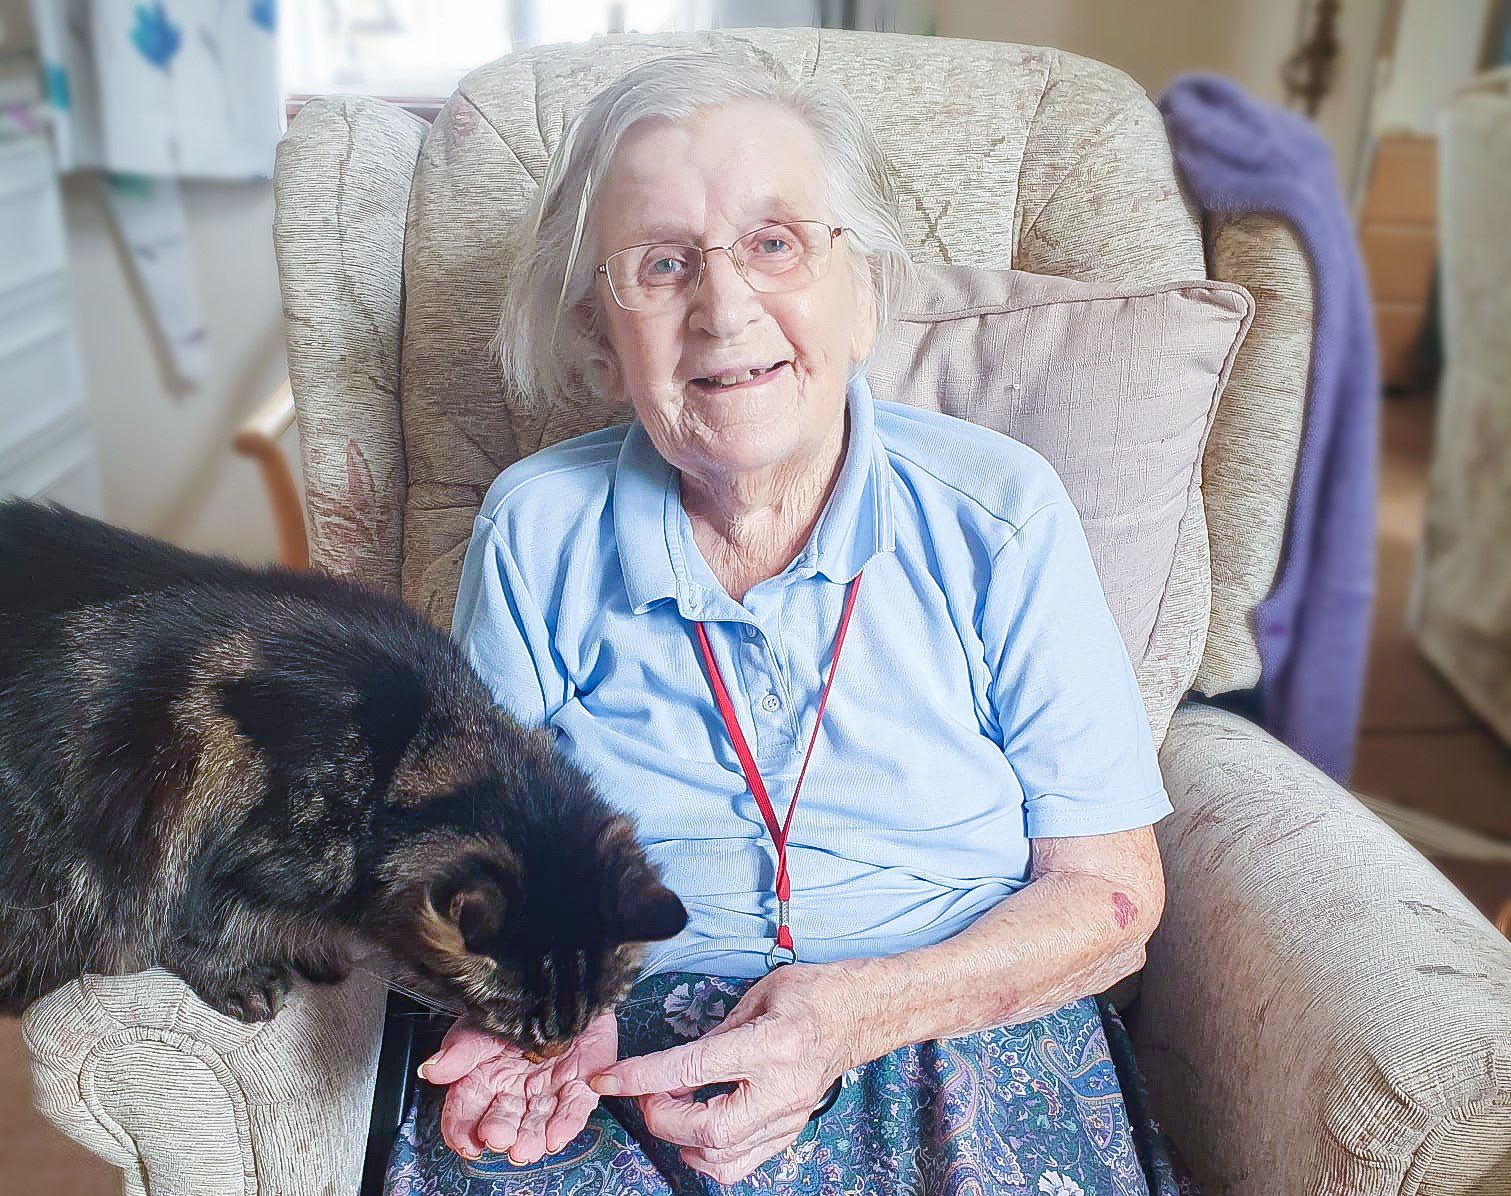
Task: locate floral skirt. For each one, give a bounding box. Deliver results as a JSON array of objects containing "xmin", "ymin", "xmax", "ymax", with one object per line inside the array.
[{"xmin": 384, "ymin": 973, "xmax": 1196, "ymax": 1196}]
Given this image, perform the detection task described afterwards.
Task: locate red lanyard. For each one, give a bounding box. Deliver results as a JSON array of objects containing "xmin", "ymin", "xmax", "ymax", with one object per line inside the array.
[{"xmin": 691, "ymin": 573, "xmax": 863, "ymax": 968}]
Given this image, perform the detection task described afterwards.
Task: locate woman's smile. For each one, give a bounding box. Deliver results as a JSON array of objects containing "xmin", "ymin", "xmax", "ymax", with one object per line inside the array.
[{"xmin": 686, "ymin": 360, "xmax": 791, "ymax": 395}]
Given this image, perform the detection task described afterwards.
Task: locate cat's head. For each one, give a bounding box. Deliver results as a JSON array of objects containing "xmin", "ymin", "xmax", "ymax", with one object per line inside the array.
[
  {"xmin": 368, "ymin": 731, "xmax": 687, "ymax": 1055},
  {"xmin": 218, "ymin": 620, "xmax": 686, "ymax": 1055}
]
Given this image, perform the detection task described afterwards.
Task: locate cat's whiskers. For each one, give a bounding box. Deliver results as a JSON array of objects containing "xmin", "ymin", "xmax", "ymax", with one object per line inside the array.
[
  {"xmin": 356, "ymin": 964, "xmax": 465, "ymax": 1017},
  {"xmin": 612, "ymin": 990, "xmax": 676, "ymax": 1015}
]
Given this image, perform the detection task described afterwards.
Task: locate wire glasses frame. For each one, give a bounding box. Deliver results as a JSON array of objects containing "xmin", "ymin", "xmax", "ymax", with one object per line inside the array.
[{"xmin": 595, "ymin": 221, "xmax": 846, "ymax": 313}]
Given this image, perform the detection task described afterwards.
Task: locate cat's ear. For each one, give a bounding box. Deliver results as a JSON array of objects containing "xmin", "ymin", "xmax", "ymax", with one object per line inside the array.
[
  {"xmin": 615, "ymin": 877, "xmax": 688, "ymax": 944},
  {"xmin": 442, "ymin": 881, "xmax": 505, "ymax": 955},
  {"xmin": 597, "ymin": 816, "xmax": 688, "ymax": 943},
  {"xmin": 424, "ymin": 852, "xmax": 514, "ymax": 956}
]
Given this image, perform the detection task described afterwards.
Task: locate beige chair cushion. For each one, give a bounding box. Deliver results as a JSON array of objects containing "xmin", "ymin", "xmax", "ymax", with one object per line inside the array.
[
  {"xmin": 274, "ymin": 32, "xmax": 1307, "ymax": 712},
  {"xmin": 396, "ymin": 31, "xmax": 1219, "ymax": 740},
  {"xmin": 868, "ymin": 265, "xmax": 1252, "ymax": 738}
]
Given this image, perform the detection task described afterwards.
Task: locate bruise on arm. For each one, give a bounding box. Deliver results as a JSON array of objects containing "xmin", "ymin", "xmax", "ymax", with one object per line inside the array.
[
  {"xmin": 1029, "ymin": 825, "xmax": 1165, "ymax": 938},
  {"xmin": 835, "ymin": 826, "xmax": 1167, "ymax": 1061}
]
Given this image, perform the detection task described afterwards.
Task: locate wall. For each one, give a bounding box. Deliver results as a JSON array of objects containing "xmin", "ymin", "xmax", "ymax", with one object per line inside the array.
[
  {"xmin": 1371, "ymin": 0, "xmax": 1492, "ymax": 134},
  {"xmin": 933, "ymin": 0, "xmax": 1389, "ymax": 194},
  {"xmin": 60, "ymin": 176, "xmax": 295, "ymax": 562},
  {"xmin": 4, "ymin": 0, "xmax": 296, "ymax": 564}
]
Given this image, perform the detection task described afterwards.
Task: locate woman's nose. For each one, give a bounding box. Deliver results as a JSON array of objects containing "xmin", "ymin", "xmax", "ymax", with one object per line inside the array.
[{"xmin": 687, "ymin": 249, "xmax": 763, "ymax": 339}]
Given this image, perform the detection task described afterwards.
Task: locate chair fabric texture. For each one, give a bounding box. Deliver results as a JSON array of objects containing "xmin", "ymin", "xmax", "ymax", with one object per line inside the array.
[
  {"xmin": 867, "ymin": 264, "xmax": 1252, "ymax": 742},
  {"xmin": 23, "ymin": 966, "xmax": 388, "ymax": 1195},
  {"xmin": 273, "ymin": 95, "xmax": 428, "ymax": 596},
  {"xmin": 24, "ymin": 28, "xmax": 1510, "ymax": 1196},
  {"xmin": 1193, "ymin": 212, "xmax": 1313, "ymax": 694},
  {"xmin": 1143, "ymin": 702, "xmax": 1511, "ymax": 1195},
  {"xmin": 1161, "ymin": 74, "xmax": 1381, "ymax": 784}
]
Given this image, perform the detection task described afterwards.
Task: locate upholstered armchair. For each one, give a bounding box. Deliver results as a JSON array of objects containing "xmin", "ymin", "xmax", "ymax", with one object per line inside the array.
[{"xmin": 23, "ymin": 30, "xmax": 1511, "ymax": 1196}]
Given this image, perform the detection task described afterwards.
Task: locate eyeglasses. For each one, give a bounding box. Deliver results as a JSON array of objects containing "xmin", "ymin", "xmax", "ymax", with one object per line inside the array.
[{"xmin": 595, "ymin": 220, "xmax": 846, "ymax": 313}]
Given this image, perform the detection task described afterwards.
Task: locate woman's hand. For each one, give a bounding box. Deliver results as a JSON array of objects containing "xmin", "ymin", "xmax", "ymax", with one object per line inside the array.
[
  {"xmin": 418, "ymin": 1009, "xmax": 618, "ymax": 1163},
  {"xmin": 589, "ymin": 964, "xmax": 864, "ymax": 1185}
]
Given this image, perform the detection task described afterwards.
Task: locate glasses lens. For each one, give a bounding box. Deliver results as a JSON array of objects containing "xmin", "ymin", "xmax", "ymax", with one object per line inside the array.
[
  {"xmin": 606, "ymin": 244, "xmax": 700, "ymax": 311},
  {"xmin": 601, "ymin": 223, "xmax": 837, "ymax": 311},
  {"xmin": 735, "ymin": 221, "xmax": 834, "ymax": 292}
]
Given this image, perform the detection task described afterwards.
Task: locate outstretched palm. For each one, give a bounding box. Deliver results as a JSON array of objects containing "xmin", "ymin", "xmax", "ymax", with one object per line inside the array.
[{"xmin": 420, "ymin": 1009, "xmax": 618, "ymax": 1163}]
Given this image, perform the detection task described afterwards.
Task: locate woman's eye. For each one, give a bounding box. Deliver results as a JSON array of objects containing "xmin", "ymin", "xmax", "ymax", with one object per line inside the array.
[
  {"xmin": 643, "ymin": 253, "xmax": 690, "ymax": 281},
  {"xmin": 754, "ymin": 237, "xmax": 792, "ymax": 256}
]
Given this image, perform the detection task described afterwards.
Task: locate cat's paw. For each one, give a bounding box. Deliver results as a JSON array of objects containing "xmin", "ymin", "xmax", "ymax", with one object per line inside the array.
[{"xmin": 197, "ymin": 962, "xmax": 294, "ymax": 1022}]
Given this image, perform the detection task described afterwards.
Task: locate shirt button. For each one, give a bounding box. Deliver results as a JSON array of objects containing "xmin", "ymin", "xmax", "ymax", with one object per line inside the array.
[{"xmin": 761, "ymin": 693, "xmax": 782, "ymax": 713}]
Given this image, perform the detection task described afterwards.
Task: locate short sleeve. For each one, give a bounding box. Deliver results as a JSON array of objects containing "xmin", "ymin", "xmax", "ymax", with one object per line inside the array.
[
  {"xmin": 983, "ymin": 499, "xmax": 1172, "ymax": 838},
  {"xmin": 450, "ymin": 515, "xmax": 570, "ymax": 727}
]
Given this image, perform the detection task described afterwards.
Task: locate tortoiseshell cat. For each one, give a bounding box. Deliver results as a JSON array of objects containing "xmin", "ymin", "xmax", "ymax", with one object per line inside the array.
[{"xmin": 0, "ymin": 500, "xmax": 685, "ymax": 1055}]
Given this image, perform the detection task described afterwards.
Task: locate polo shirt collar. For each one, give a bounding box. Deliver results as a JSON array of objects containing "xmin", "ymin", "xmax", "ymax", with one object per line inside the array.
[{"xmin": 613, "ymin": 373, "xmax": 895, "ymax": 616}]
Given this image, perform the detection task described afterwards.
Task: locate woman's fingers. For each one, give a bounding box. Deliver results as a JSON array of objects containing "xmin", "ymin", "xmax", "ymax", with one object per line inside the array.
[
  {"xmin": 507, "ymin": 1087, "xmax": 558, "ymax": 1164},
  {"xmin": 636, "ymin": 1090, "xmax": 724, "ymax": 1148},
  {"xmin": 420, "ymin": 1022, "xmax": 510, "ymax": 1086},
  {"xmin": 474, "ymin": 1085, "xmax": 528, "ymax": 1156},
  {"xmin": 544, "ymin": 1079, "xmax": 599, "ymax": 1154},
  {"xmin": 680, "ymin": 1130, "xmax": 801, "ymax": 1186},
  {"xmin": 438, "ymin": 1069, "xmax": 498, "ymax": 1158},
  {"xmin": 635, "ymin": 1083, "xmax": 768, "ymax": 1151},
  {"xmin": 590, "ymin": 1023, "xmax": 751, "ymax": 1097}
]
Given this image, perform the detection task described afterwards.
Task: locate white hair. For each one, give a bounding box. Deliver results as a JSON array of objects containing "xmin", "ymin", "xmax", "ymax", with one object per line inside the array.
[{"xmin": 493, "ymin": 49, "xmax": 912, "ymax": 406}]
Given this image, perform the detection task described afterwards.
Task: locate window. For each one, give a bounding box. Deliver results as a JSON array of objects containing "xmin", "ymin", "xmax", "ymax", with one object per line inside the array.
[{"xmin": 279, "ymin": 1, "xmax": 731, "ymax": 104}]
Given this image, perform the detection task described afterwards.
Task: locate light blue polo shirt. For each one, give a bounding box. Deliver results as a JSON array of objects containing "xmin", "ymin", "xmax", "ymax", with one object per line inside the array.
[{"xmin": 452, "ymin": 375, "xmax": 1171, "ymax": 979}]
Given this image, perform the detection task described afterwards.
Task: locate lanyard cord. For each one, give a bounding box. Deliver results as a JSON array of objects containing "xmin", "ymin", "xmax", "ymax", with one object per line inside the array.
[{"xmin": 691, "ymin": 573, "xmax": 863, "ymax": 967}]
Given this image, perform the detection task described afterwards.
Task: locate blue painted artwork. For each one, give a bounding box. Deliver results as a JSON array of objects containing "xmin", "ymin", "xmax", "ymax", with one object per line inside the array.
[
  {"xmin": 104, "ymin": 174, "xmax": 159, "ymax": 202},
  {"xmin": 130, "ymin": 3, "xmax": 182, "ymax": 72},
  {"xmin": 250, "ymin": 0, "xmax": 276, "ymax": 33},
  {"xmin": 43, "ymin": 63, "xmax": 71, "ymax": 111}
]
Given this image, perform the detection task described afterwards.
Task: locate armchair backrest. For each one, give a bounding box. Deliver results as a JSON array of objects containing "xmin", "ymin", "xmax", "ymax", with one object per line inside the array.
[{"xmin": 273, "ymin": 28, "xmax": 1313, "ymax": 737}]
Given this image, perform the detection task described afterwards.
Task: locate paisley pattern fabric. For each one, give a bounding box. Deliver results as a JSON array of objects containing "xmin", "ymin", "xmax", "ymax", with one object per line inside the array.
[{"xmin": 385, "ymin": 973, "xmax": 1196, "ymax": 1196}]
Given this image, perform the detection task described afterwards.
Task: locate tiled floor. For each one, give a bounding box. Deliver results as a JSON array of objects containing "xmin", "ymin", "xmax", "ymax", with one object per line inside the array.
[{"xmin": 1, "ymin": 393, "xmax": 1507, "ymax": 1193}]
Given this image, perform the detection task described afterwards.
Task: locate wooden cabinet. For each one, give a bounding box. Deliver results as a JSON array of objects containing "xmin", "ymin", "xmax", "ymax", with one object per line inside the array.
[
  {"xmin": 1359, "ymin": 135, "xmax": 1438, "ymax": 386},
  {"xmin": 1357, "ymin": 133, "xmax": 1439, "ymax": 390}
]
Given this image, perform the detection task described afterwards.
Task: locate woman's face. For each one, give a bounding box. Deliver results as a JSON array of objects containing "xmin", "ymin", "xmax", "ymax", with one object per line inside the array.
[{"xmin": 587, "ymin": 101, "xmax": 876, "ymax": 488}]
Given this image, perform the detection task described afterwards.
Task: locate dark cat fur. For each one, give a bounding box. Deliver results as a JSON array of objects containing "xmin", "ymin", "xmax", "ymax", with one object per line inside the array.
[{"xmin": 0, "ymin": 500, "xmax": 686, "ymax": 1055}]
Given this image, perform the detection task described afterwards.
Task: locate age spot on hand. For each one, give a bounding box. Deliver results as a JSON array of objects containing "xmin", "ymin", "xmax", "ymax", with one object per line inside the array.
[{"xmin": 1111, "ymin": 892, "xmax": 1137, "ymax": 929}]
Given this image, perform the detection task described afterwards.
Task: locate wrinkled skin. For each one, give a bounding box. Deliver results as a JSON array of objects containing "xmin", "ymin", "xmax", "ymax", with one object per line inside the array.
[
  {"xmin": 422, "ymin": 1009, "xmax": 619, "ymax": 1164},
  {"xmin": 589, "ymin": 964, "xmax": 855, "ymax": 1185},
  {"xmin": 427, "ymin": 963, "xmax": 855, "ymax": 1184}
]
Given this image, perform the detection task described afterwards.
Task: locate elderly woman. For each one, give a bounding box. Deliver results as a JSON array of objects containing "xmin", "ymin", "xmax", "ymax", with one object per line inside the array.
[{"xmin": 385, "ymin": 51, "xmax": 1183, "ymax": 1196}]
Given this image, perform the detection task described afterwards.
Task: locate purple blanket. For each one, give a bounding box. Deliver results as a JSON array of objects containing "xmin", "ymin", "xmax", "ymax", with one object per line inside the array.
[{"xmin": 1160, "ymin": 75, "xmax": 1379, "ymax": 784}]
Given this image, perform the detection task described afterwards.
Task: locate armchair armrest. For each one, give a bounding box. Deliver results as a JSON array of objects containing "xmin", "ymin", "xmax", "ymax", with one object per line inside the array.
[
  {"xmin": 23, "ymin": 966, "xmax": 387, "ymax": 1195},
  {"xmin": 1138, "ymin": 702, "xmax": 1511, "ymax": 1195},
  {"xmin": 234, "ymin": 379, "xmax": 308, "ymax": 570}
]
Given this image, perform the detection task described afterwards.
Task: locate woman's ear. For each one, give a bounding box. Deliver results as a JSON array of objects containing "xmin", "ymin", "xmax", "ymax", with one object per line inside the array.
[
  {"xmin": 848, "ymin": 264, "xmax": 879, "ymax": 367},
  {"xmin": 575, "ymin": 301, "xmax": 622, "ymax": 396}
]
